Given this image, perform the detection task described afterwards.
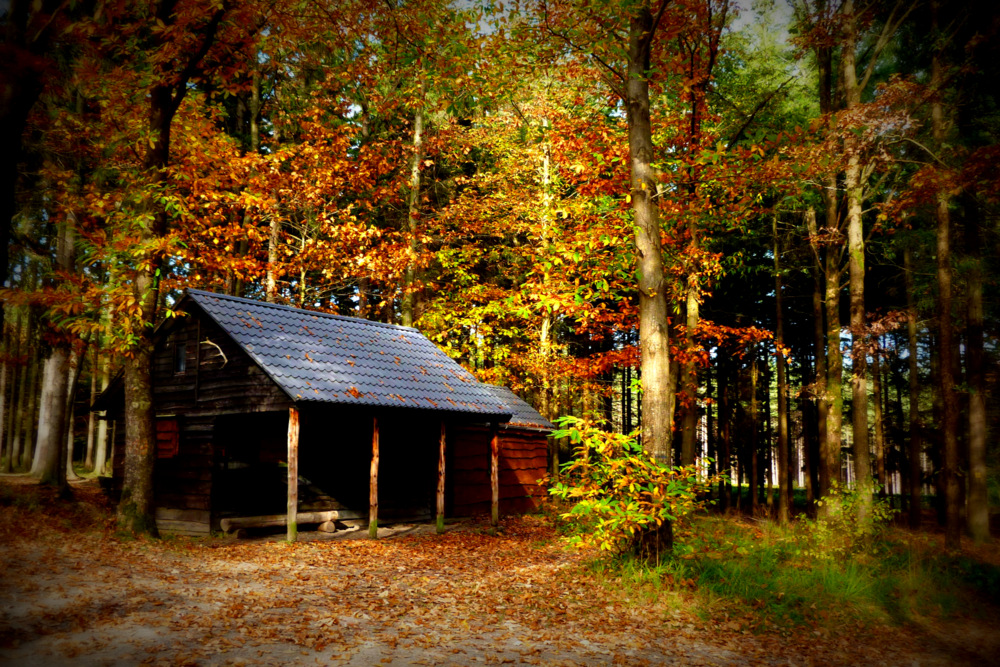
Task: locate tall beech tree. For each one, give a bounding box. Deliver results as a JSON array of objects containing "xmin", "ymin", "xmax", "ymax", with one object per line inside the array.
[
  {"xmin": 114, "ymin": 0, "xmax": 257, "ymax": 534},
  {"xmin": 626, "ymin": 2, "xmax": 674, "ymax": 464}
]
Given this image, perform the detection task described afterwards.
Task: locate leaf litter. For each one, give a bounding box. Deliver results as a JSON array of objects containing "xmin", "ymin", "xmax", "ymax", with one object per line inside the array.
[{"xmin": 0, "ymin": 477, "xmax": 996, "ymax": 666}]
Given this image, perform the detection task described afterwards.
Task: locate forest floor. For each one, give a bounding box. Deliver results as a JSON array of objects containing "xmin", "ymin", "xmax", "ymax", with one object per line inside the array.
[{"xmin": 0, "ymin": 476, "xmax": 998, "ymax": 667}]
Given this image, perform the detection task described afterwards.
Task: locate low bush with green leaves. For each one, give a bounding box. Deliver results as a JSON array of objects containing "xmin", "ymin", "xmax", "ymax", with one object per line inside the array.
[
  {"xmin": 804, "ymin": 482, "xmax": 898, "ymax": 559},
  {"xmin": 547, "ymin": 417, "xmax": 717, "ymax": 561}
]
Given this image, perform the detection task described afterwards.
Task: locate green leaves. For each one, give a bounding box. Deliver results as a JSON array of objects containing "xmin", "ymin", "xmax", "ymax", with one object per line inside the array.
[{"xmin": 548, "ymin": 416, "xmax": 718, "ymax": 559}]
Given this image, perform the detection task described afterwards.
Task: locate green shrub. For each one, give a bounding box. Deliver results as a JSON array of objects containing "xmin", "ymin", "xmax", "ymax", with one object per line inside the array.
[
  {"xmin": 548, "ymin": 417, "xmax": 717, "ymax": 561},
  {"xmin": 804, "ymin": 482, "xmax": 898, "ymax": 559}
]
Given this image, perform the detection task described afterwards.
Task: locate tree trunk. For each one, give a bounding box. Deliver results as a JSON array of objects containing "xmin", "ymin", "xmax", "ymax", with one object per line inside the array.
[
  {"xmin": 805, "ymin": 209, "xmax": 825, "ymax": 512},
  {"xmin": 816, "ymin": 14, "xmax": 842, "ymax": 515},
  {"xmin": 231, "ymin": 69, "xmax": 262, "ymax": 299},
  {"xmin": 93, "ymin": 340, "xmax": 111, "ymax": 475},
  {"xmin": 750, "ymin": 355, "xmax": 760, "ymax": 513},
  {"xmin": 21, "ymin": 344, "xmax": 40, "ymax": 470},
  {"xmin": 8, "ymin": 310, "xmax": 28, "ymax": 472},
  {"xmin": 680, "ymin": 231, "xmax": 700, "ymax": 467},
  {"xmin": 706, "ymin": 364, "xmax": 715, "ymax": 477},
  {"xmin": 965, "ymin": 209, "xmax": 989, "ymax": 542},
  {"xmin": 628, "ymin": 6, "xmax": 673, "ymax": 463},
  {"xmin": 31, "ymin": 350, "xmax": 69, "ymax": 486},
  {"xmin": 841, "ymin": 0, "xmax": 873, "ymax": 518},
  {"xmin": 0, "ymin": 314, "xmax": 11, "ymax": 473},
  {"xmin": 872, "ymin": 347, "xmax": 886, "ymax": 496},
  {"xmin": 774, "ymin": 218, "xmax": 790, "ymax": 524},
  {"xmin": 719, "ymin": 356, "xmax": 732, "ymax": 510},
  {"xmin": 85, "ymin": 346, "xmax": 97, "ymax": 470},
  {"xmin": 266, "ymin": 213, "xmax": 281, "ymax": 302},
  {"xmin": 539, "ymin": 119, "xmax": 555, "ymax": 468},
  {"xmin": 401, "ymin": 80, "xmax": 425, "ymax": 328},
  {"xmin": 931, "ymin": 0, "xmax": 961, "ymax": 550},
  {"xmin": 764, "ymin": 364, "xmax": 773, "ymax": 510},
  {"xmin": 64, "ymin": 348, "xmax": 82, "ymax": 482},
  {"xmin": 904, "ymin": 248, "xmax": 923, "ymax": 528},
  {"xmin": 119, "ymin": 4, "xmax": 226, "ymax": 535},
  {"xmin": 822, "ymin": 229, "xmax": 843, "ymax": 515}
]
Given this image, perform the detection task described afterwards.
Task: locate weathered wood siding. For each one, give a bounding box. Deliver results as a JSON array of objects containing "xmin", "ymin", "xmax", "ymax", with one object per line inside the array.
[
  {"xmin": 147, "ymin": 306, "xmax": 293, "ymax": 535},
  {"xmin": 449, "ymin": 425, "xmax": 549, "ymax": 516},
  {"xmin": 153, "ymin": 310, "xmax": 292, "ymax": 416}
]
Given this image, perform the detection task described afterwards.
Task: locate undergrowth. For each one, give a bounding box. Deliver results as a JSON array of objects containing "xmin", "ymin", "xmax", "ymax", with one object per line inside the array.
[{"xmin": 587, "ymin": 513, "xmax": 1000, "ymax": 632}]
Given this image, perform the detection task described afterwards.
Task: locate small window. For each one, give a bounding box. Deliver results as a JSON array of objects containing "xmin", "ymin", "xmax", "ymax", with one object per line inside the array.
[{"xmin": 174, "ymin": 342, "xmax": 187, "ymax": 374}]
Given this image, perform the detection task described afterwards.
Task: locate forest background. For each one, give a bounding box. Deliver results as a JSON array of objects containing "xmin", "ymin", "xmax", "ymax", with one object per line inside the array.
[{"xmin": 0, "ymin": 0, "xmax": 998, "ymax": 552}]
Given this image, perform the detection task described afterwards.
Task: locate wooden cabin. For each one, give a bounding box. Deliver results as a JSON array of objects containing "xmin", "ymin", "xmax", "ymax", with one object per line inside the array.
[{"xmin": 95, "ymin": 289, "xmax": 555, "ymax": 537}]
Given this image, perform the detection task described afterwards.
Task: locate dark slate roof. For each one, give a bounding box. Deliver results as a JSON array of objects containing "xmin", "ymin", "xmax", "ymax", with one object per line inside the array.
[
  {"xmin": 484, "ymin": 385, "xmax": 555, "ymax": 432},
  {"xmin": 183, "ymin": 289, "xmax": 512, "ymax": 418}
]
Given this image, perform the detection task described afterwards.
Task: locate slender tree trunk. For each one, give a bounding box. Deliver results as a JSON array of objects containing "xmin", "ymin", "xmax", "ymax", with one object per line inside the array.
[
  {"xmin": 9, "ymin": 311, "xmax": 28, "ymax": 472},
  {"xmin": 931, "ymin": 0, "xmax": 961, "ymax": 549},
  {"xmin": 231, "ymin": 69, "xmax": 262, "ymax": 299},
  {"xmin": 774, "ymin": 218, "xmax": 790, "ymax": 523},
  {"xmin": 823, "ymin": 241, "xmax": 843, "ymax": 514},
  {"xmin": 538, "ymin": 116, "xmax": 555, "ymax": 461},
  {"xmin": 706, "ymin": 364, "xmax": 715, "ymax": 477},
  {"xmin": 805, "ymin": 209, "xmax": 825, "ymax": 512},
  {"xmin": 265, "ymin": 213, "xmax": 281, "ymax": 303},
  {"xmin": 85, "ymin": 346, "xmax": 98, "ymax": 470},
  {"xmin": 816, "ymin": 15, "xmax": 843, "ymax": 514},
  {"xmin": 21, "ymin": 344, "xmax": 41, "ymax": 470},
  {"xmin": 401, "ymin": 79, "xmax": 425, "ymax": 328},
  {"xmin": 965, "ymin": 210, "xmax": 989, "ymax": 541},
  {"xmin": 750, "ymin": 355, "xmax": 760, "ymax": 513},
  {"xmin": 0, "ymin": 315, "xmax": 11, "ymax": 472},
  {"xmin": 719, "ymin": 356, "xmax": 732, "ymax": 510},
  {"xmin": 64, "ymin": 348, "xmax": 82, "ymax": 482},
  {"xmin": 680, "ymin": 231, "xmax": 700, "ymax": 466},
  {"xmin": 904, "ymin": 248, "xmax": 922, "ymax": 528},
  {"xmin": 840, "ymin": 0, "xmax": 873, "ymax": 518},
  {"xmin": 93, "ymin": 307, "xmax": 112, "ymax": 476},
  {"xmin": 628, "ymin": 6, "xmax": 672, "ymax": 463},
  {"xmin": 872, "ymin": 348, "xmax": 886, "ymax": 495},
  {"xmin": 800, "ymin": 361, "xmax": 817, "ymax": 512}
]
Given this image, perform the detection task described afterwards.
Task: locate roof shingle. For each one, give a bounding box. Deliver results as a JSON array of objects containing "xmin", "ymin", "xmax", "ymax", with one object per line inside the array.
[{"xmin": 184, "ymin": 289, "xmax": 512, "ymax": 419}]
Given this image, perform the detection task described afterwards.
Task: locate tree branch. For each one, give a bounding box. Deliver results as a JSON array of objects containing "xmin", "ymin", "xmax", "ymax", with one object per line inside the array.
[{"xmin": 726, "ymin": 75, "xmax": 796, "ymax": 149}]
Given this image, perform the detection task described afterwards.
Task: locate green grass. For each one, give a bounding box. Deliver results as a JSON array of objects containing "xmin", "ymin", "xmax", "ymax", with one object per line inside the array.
[{"xmin": 587, "ymin": 514, "xmax": 1000, "ymax": 632}]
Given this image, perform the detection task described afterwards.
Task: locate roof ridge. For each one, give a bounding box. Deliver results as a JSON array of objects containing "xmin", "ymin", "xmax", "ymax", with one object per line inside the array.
[{"xmin": 184, "ymin": 289, "xmax": 419, "ymax": 333}]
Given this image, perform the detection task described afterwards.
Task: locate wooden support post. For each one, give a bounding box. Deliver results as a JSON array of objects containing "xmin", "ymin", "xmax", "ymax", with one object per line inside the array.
[
  {"xmin": 286, "ymin": 406, "xmax": 299, "ymax": 542},
  {"xmin": 369, "ymin": 416, "xmax": 379, "ymax": 539},
  {"xmin": 490, "ymin": 423, "xmax": 499, "ymax": 528},
  {"xmin": 437, "ymin": 420, "xmax": 446, "ymax": 534}
]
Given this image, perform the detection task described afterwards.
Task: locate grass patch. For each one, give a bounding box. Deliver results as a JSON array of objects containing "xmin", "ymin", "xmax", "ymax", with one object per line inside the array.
[{"xmin": 587, "ymin": 514, "xmax": 1000, "ymax": 633}]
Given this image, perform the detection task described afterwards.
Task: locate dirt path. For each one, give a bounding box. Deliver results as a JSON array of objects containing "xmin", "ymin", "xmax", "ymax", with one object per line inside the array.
[{"xmin": 0, "ymin": 478, "xmax": 996, "ymax": 666}]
